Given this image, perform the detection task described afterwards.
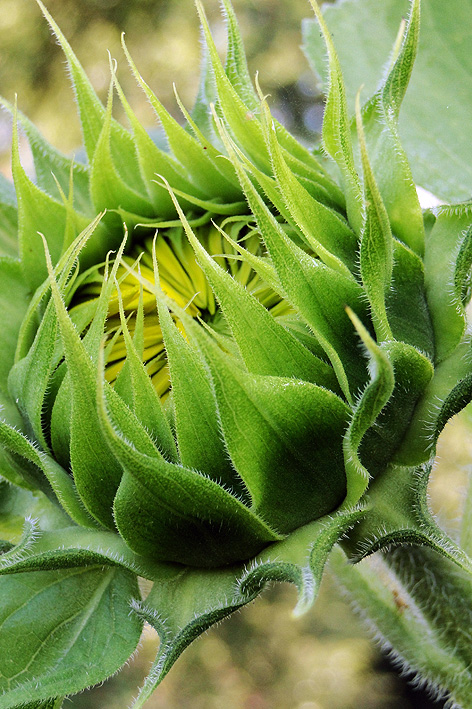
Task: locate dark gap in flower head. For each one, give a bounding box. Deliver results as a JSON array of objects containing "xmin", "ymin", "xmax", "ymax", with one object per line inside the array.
[{"xmin": 40, "ymin": 357, "xmax": 67, "ymax": 459}]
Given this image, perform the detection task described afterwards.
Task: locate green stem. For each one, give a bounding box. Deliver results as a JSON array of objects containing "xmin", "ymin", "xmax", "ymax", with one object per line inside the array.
[{"xmin": 330, "ymin": 545, "xmax": 472, "ymax": 707}]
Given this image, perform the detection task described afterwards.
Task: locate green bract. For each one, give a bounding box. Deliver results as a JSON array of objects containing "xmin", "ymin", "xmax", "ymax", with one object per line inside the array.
[{"xmin": 1, "ymin": 0, "xmax": 472, "ymax": 705}]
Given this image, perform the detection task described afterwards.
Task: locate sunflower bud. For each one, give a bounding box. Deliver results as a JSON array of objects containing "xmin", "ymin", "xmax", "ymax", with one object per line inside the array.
[{"xmin": 0, "ymin": 0, "xmax": 471, "ymax": 705}]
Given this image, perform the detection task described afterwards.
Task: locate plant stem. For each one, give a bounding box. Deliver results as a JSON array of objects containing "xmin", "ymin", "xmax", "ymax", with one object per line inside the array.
[{"xmin": 330, "ymin": 545, "xmax": 472, "ymax": 707}]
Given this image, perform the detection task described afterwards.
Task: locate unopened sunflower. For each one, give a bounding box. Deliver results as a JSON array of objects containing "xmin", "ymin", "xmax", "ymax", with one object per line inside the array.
[{"xmin": 1, "ymin": 0, "xmax": 472, "ymax": 706}]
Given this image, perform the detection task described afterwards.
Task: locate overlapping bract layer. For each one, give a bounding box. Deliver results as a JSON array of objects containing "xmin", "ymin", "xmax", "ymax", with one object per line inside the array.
[
  {"xmin": 1, "ymin": 0, "xmax": 364, "ymax": 567},
  {"xmin": 1, "ymin": 0, "xmax": 472, "ymax": 705}
]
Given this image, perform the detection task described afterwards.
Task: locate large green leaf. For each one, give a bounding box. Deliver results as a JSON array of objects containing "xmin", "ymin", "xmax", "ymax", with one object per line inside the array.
[
  {"xmin": 0, "ymin": 567, "xmax": 142, "ymax": 708},
  {"xmin": 303, "ymin": 0, "xmax": 472, "ymax": 202}
]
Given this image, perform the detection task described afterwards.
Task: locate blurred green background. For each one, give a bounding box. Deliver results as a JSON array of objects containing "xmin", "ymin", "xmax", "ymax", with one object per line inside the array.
[{"xmin": 0, "ymin": 0, "xmax": 468, "ymax": 706}]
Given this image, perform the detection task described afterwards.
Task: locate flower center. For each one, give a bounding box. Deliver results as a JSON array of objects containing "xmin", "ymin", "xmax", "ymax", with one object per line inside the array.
[{"xmin": 72, "ymin": 217, "xmax": 292, "ymax": 398}]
